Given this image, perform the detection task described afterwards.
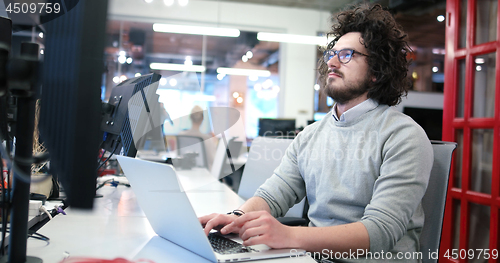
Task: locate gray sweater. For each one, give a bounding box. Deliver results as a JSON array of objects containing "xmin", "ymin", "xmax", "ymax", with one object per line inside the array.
[{"xmin": 255, "ymin": 104, "xmax": 433, "ymax": 261}]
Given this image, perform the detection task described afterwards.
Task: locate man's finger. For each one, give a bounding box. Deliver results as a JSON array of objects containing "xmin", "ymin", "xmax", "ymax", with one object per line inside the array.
[
  {"xmin": 232, "ymin": 211, "xmax": 264, "ymax": 226},
  {"xmin": 242, "ymin": 234, "xmax": 266, "ymax": 247},
  {"xmin": 240, "ymin": 225, "xmax": 265, "ymax": 242},
  {"xmin": 238, "ymin": 217, "xmax": 263, "ymax": 236},
  {"xmin": 204, "ymin": 218, "xmax": 221, "ymax": 235}
]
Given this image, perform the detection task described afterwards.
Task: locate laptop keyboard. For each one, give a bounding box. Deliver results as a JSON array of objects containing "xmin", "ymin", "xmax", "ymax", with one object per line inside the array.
[{"xmin": 208, "ymin": 233, "xmax": 257, "ymax": 255}]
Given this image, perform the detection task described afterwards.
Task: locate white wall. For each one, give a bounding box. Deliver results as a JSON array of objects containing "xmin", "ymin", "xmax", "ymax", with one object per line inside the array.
[{"xmin": 108, "ymin": 0, "xmax": 331, "ymax": 127}]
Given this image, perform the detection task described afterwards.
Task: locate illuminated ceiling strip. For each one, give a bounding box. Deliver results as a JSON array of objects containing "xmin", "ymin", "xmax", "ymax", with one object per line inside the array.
[
  {"xmin": 216, "ymin": 67, "xmax": 271, "ymax": 77},
  {"xmin": 257, "ymin": 32, "xmax": 328, "ymax": 46},
  {"xmin": 150, "ymin": 62, "xmax": 206, "ymax": 72},
  {"xmin": 153, "ymin": 23, "xmax": 240, "ymax": 37}
]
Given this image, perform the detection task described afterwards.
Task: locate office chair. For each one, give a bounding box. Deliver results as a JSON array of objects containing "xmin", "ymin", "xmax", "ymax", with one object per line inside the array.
[
  {"xmin": 176, "ymin": 135, "xmax": 208, "ymax": 168},
  {"xmin": 420, "ymin": 140, "xmax": 457, "ymax": 263},
  {"xmin": 238, "ymin": 136, "xmax": 308, "ymax": 226}
]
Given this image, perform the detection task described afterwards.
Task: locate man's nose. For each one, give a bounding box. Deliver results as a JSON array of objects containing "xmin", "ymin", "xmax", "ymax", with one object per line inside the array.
[{"xmin": 327, "ymin": 54, "xmax": 340, "ymax": 68}]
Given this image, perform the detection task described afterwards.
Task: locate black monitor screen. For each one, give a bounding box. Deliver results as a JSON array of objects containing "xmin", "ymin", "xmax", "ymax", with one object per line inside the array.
[
  {"xmin": 258, "ymin": 118, "xmax": 296, "ymax": 137},
  {"xmin": 101, "ymin": 73, "xmax": 161, "ymax": 157},
  {"xmin": 403, "ymin": 107, "xmax": 443, "ymax": 141},
  {"xmin": 39, "ymin": 0, "xmax": 108, "ymax": 209},
  {"xmin": 0, "ymin": 17, "xmax": 11, "ymax": 143}
]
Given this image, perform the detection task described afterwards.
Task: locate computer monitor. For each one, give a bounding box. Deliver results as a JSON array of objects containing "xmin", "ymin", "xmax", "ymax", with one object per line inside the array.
[
  {"xmin": 313, "ymin": 112, "xmax": 328, "ymax": 121},
  {"xmin": 258, "ymin": 118, "xmax": 296, "ymax": 137},
  {"xmin": 101, "ymin": 73, "xmax": 162, "ymax": 157},
  {"xmin": 403, "ymin": 107, "xmax": 443, "ymax": 140},
  {"xmin": 0, "ymin": 17, "xmax": 11, "ymax": 148},
  {"xmin": 39, "ymin": 0, "xmax": 108, "ymax": 209},
  {"xmin": 0, "ymin": 1, "xmax": 109, "ymax": 262}
]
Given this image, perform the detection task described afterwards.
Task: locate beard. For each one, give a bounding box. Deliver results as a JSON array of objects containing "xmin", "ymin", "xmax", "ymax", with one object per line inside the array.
[{"xmin": 324, "ymin": 69, "xmax": 372, "ymax": 105}]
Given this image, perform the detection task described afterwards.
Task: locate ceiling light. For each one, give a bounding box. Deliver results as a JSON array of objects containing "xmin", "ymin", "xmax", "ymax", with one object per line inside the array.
[
  {"xmin": 272, "ymin": 85, "xmax": 280, "ymax": 93},
  {"xmin": 40, "ymin": 49, "xmax": 44, "ymax": 55},
  {"xmin": 160, "ymin": 78, "xmax": 167, "ymax": 86},
  {"xmin": 249, "ymin": 75, "xmax": 258, "ymax": 81},
  {"xmin": 178, "ymin": 0, "xmax": 188, "ymax": 6},
  {"xmin": 153, "ymin": 23, "xmax": 240, "ymax": 37},
  {"xmin": 254, "ymin": 83, "xmax": 262, "ymax": 91},
  {"xmin": 120, "ymin": 75, "xmax": 127, "ymax": 82},
  {"xmin": 135, "ymin": 73, "xmax": 142, "ymax": 77},
  {"xmin": 475, "ymin": 58, "xmax": 485, "ymax": 64},
  {"xmin": 262, "ymin": 79, "xmax": 273, "ymax": 89},
  {"xmin": 184, "ymin": 56, "xmax": 193, "ymax": 66},
  {"xmin": 217, "ymin": 67, "xmax": 271, "ymax": 77},
  {"xmin": 476, "ymin": 65, "xmax": 482, "ymax": 71},
  {"xmin": 39, "ymin": 32, "xmax": 43, "ymax": 38},
  {"xmin": 432, "ymin": 67, "xmax": 438, "ymax": 73},
  {"xmin": 314, "ymin": 84, "xmax": 320, "ymax": 91},
  {"xmin": 437, "ymin": 15, "xmax": 445, "ymax": 22},
  {"xmin": 242, "ymin": 55, "xmax": 248, "ymax": 62},
  {"xmin": 113, "ymin": 76, "xmax": 120, "ymax": 83},
  {"xmin": 150, "ymin": 62, "xmax": 206, "ymax": 72},
  {"xmin": 126, "ymin": 57, "xmax": 133, "ymax": 64},
  {"xmin": 246, "ymin": 51, "xmax": 253, "ymax": 59},
  {"xmin": 118, "ymin": 55, "xmax": 126, "ymax": 64},
  {"xmin": 236, "ymin": 97, "xmax": 243, "ymax": 104},
  {"xmin": 217, "ymin": 73, "xmax": 225, "ymax": 80},
  {"xmin": 257, "ymin": 32, "xmax": 328, "ymax": 45},
  {"xmin": 169, "ymin": 78, "xmax": 178, "ymax": 86},
  {"xmin": 232, "ymin": 92, "xmax": 240, "ymax": 98},
  {"xmin": 164, "ymin": 0, "xmax": 174, "ymax": 6}
]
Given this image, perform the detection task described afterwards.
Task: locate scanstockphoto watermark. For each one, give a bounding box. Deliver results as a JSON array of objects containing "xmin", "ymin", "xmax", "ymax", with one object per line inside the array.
[
  {"xmin": 290, "ymin": 249, "xmax": 423, "ymax": 261},
  {"xmin": 259, "ymin": 130, "xmax": 380, "ymax": 144},
  {"xmin": 250, "ymin": 131, "xmax": 380, "ymax": 162}
]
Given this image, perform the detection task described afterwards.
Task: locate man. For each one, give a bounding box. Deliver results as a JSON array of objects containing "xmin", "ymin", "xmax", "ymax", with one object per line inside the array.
[{"xmin": 200, "ymin": 4, "xmax": 433, "ymax": 262}]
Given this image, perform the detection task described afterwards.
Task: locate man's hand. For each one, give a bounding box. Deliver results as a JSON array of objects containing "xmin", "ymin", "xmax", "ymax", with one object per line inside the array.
[
  {"xmin": 199, "ymin": 213, "xmax": 240, "ymax": 236},
  {"xmin": 221, "ymin": 211, "xmax": 297, "ymax": 249}
]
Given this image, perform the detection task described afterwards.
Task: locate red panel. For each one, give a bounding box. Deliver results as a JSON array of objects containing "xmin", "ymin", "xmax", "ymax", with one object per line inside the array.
[
  {"xmin": 466, "ymin": 118, "xmax": 496, "ymax": 127},
  {"xmin": 492, "ymin": 3, "xmax": 500, "ymax": 255},
  {"xmin": 459, "ymin": 200, "xmax": 469, "ymax": 262},
  {"xmin": 469, "ymin": 43, "xmax": 497, "ymax": 54},
  {"xmin": 453, "ymin": 118, "xmax": 496, "ymax": 128},
  {"xmin": 455, "ymin": 49, "xmax": 467, "ymax": 58},
  {"xmin": 442, "ymin": 1, "xmax": 500, "ymax": 261},
  {"xmin": 465, "ymin": 190, "xmax": 494, "ymax": 205},
  {"xmin": 441, "ymin": 0, "xmax": 458, "ymax": 257},
  {"xmin": 443, "ymin": 0, "xmax": 458, "ymax": 142}
]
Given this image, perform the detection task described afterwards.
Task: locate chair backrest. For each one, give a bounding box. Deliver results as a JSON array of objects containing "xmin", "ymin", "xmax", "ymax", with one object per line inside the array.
[
  {"xmin": 238, "ymin": 136, "xmax": 305, "ymax": 218},
  {"xmin": 176, "ymin": 135, "xmax": 207, "ymax": 168},
  {"xmin": 420, "ymin": 140, "xmax": 457, "ymax": 263}
]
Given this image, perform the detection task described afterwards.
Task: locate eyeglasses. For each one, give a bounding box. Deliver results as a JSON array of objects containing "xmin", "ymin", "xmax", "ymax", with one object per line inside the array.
[{"xmin": 323, "ymin": 49, "xmax": 369, "ymax": 64}]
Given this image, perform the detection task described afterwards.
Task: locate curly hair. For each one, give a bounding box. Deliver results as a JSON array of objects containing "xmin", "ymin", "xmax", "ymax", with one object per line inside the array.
[{"xmin": 318, "ymin": 4, "xmax": 412, "ymax": 106}]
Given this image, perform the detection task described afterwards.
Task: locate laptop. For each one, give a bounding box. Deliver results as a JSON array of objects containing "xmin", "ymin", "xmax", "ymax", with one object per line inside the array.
[{"xmin": 115, "ymin": 155, "xmax": 305, "ymax": 262}]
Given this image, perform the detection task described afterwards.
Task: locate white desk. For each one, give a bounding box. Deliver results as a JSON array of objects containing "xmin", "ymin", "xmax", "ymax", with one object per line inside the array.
[
  {"xmin": 26, "ymin": 168, "xmax": 314, "ymax": 263},
  {"xmin": 136, "ymin": 150, "xmax": 173, "ymax": 162}
]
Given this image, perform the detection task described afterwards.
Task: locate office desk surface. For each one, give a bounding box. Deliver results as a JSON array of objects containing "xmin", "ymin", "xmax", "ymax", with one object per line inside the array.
[{"xmin": 27, "ymin": 168, "xmax": 313, "ymax": 263}]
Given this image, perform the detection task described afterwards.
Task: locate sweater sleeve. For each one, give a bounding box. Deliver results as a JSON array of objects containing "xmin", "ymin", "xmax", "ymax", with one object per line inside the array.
[
  {"xmin": 254, "ymin": 134, "xmax": 307, "ymax": 218},
  {"xmin": 360, "ymin": 119, "xmax": 433, "ymax": 252}
]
